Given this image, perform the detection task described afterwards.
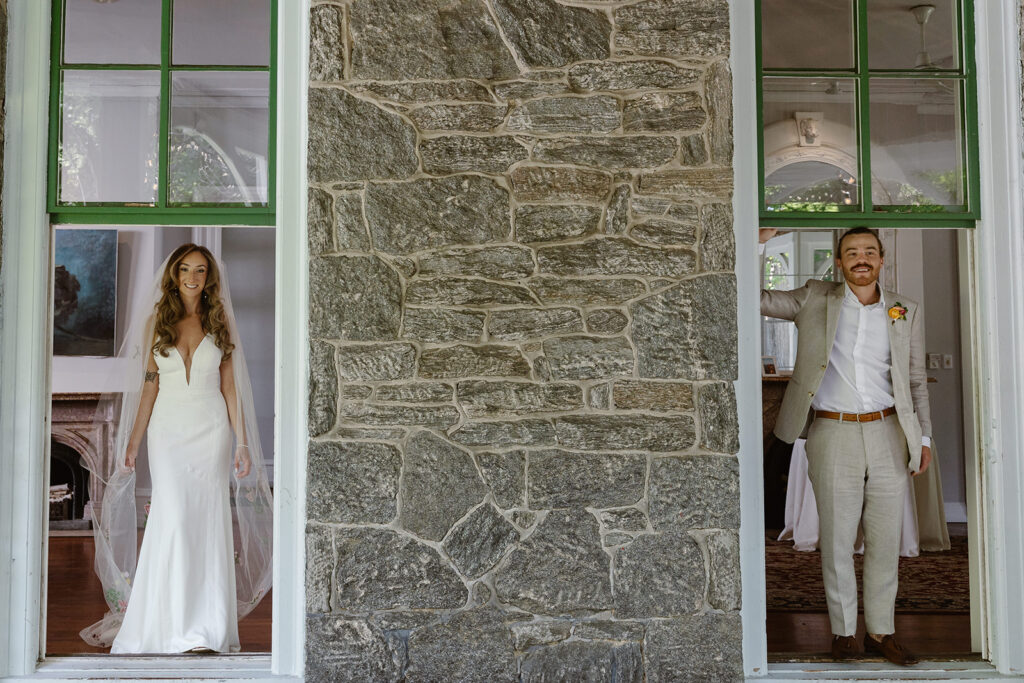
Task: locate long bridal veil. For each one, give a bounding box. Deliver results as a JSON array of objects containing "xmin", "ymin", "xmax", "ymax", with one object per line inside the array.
[{"xmin": 80, "ymin": 249, "xmax": 273, "ymax": 648}]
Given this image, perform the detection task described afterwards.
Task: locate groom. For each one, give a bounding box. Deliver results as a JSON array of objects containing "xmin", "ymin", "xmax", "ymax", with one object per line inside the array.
[{"xmin": 760, "ymin": 227, "xmax": 932, "ymax": 666}]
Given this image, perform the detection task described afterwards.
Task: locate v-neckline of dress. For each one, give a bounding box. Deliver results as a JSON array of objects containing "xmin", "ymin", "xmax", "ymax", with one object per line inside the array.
[{"xmin": 174, "ymin": 334, "xmax": 209, "ymax": 387}]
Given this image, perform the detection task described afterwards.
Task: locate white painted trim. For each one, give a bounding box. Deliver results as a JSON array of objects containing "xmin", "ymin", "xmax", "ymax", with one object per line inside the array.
[
  {"xmin": 967, "ymin": 0, "xmax": 1024, "ymax": 674},
  {"xmin": 0, "ymin": 0, "xmax": 310, "ymax": 679},
  {"xmin": 730, "ymin": 0, "xmax": 767, "ymax": 677},
  {"xmin": 270, "ymin": 0, "xmax": 309, "ymax": 676},
  {"xmin": 0, "ymin": 1, "xmax": 56, "ymax": 676}
]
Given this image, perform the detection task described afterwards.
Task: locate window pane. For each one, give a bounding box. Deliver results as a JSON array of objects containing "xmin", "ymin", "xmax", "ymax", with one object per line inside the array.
[
  {"xmin": 761, "ymin": 0, "xmax": 854, "ymax": 70},
  {"xmin": 870, "ymin": 78, "xmax": 964, "ymax": 208},
  {"xmin": 172, "ymin": 0, "xmax": 271, "ymax": 66},
  {"xmin": 64, "ymin": 0, "xmax": 162, "ymax": 65},
  {"xmin": 762, "ymin": 78, "xmax": 860, "ymax": 212},
  {"xmin": 60, "ymin": 71, "xmax": 160, "ymax": 205},
  {"xmin": 169, "ymin": 72, "xmax": 270, "ymax": 205},
  {"xmin": 868, "ymin": 0, "xmax": 959, "ymax": 70}
]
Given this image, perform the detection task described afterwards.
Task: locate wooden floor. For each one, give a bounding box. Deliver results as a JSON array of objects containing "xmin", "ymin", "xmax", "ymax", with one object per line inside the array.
[{"xmin": 45, "ymin": 535, "xmax": 271, "ymax": 655}]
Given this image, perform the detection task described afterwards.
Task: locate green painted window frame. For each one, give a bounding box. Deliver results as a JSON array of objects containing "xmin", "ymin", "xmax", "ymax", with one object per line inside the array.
[
  {"xmin": 755, "ymin": 0, "xmax": 980, "ymax": 229},
  {"xmin": 47, "ymin": 0, "xmax": 277, "ymax": 226}
]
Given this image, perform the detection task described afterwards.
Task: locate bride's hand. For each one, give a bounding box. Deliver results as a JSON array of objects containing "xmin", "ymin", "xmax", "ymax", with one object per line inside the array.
[
  {"xmin": 125, "ymin": 446, "xmax": 138, "ymax": 471},
  {"xmin": 234, "ymin": 445, "xmax": 252, "ymax": 478}
]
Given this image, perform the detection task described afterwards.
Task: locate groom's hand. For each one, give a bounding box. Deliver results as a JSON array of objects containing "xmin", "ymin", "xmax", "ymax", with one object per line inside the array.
[{"xmin": 913, "ymin": 445, "xmax": 932, "ymax": 476}]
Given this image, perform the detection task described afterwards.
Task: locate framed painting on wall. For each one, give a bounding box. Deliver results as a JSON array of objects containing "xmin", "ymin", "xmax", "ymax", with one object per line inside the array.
[{"xmin": 53, "ymin": 228, "xmax": 117, "ymax": 356}]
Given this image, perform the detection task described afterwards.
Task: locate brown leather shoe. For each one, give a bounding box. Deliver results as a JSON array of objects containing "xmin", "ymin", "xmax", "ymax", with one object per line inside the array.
[
  {"xmin": 831, "ymin": 635, "xmax": 861, "ymax": 660},
  {"xmin": 864, "ymin": 634, "xmax": 919, "ymax": 666}
]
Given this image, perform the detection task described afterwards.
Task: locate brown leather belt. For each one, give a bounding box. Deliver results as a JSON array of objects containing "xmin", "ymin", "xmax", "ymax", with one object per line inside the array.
[{"xmin": 814, "ymin": 406, "xmax": 896, "ymax": 423}]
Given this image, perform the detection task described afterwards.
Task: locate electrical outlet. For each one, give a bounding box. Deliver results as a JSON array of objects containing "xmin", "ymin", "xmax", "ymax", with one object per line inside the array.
[
  {"xmin": 927, "ymin": 353, "xmax": 941, "ymax": 369},
  {"xmin": 943, "ymin": 354, "xmax": 954, "ymax": 369}
]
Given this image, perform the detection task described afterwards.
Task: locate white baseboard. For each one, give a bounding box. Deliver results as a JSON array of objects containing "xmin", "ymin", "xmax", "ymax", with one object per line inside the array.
[{"xmin": 945, "ymin": 501, "xmax": 969, "ymax": 524}]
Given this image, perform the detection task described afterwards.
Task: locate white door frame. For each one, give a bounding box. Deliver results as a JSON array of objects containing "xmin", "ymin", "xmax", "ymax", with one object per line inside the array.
[
  {"xmin": 733, "ymin": 0, "xmax": 1024, "ymax": 678},
  {"xmin": 0, "ymin": 0, "xmax": 309, "ymax": 679}
]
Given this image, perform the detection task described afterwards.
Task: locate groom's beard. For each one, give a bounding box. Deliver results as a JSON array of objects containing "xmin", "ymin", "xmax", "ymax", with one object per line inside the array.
[{"xmin": 842, "ymin": 261, "xmax": 880, "ymax": 287}]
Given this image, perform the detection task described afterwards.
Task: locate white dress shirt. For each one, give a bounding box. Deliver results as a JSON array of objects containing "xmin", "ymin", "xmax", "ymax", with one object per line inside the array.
[{"xmin": 811, "ymin": 282, "xmax": 931, "ymax": 447}]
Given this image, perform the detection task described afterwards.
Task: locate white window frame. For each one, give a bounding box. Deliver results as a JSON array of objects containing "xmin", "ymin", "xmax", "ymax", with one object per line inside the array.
[
  {"xmin": 0, "ymin": 0, "xmax": 309, "ymax": 678},
  {"xmin": 733, "ymin": 0, "xmax": 1024, "ymax": 679}
]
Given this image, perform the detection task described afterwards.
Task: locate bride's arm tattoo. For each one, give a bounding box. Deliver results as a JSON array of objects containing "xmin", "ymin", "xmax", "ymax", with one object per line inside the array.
[{"xmin": 145, "ymin": 371, "xmax": 158, "ymax": 383}]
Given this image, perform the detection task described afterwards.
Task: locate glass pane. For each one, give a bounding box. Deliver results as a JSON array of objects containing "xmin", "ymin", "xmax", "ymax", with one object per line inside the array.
[
  {"xmin": 869, "ymin": 0, "xmax": 959, "ymax": 70},
  {"xmin": 761, "ymin": 0, "xmax": 854, "ymax": 70},
  {"xmin": 172, "ymin": 0, "xmax": 271, "ymax": 66},
  {"xmin": 762, "ymin": 78, "xmax": 860, "ymax": 212},
  {"xmin": 64, "ymin": 0, "xmax": 162, "ymax": 65},
  {"xmin": 870, "ymin": 78, "xmax": 964, "ymax": 208},
  {"xmin": 169, "ymin": 72, "xmax": 270, "ymax": 205},
  {"xmin": 60, "ymin": 71, "xmax": 160, "ymax": 205}
]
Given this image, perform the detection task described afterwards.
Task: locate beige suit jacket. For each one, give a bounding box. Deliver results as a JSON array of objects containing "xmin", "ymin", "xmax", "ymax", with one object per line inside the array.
[{"xmin": 761, "ymin": 279, "xmax": 932, "ymax": 472}]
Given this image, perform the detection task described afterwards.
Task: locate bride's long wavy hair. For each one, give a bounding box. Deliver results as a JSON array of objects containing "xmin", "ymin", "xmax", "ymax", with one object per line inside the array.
[{"xmin": 152, "ymin": 244, "xmax": 234, "ymax": 359}]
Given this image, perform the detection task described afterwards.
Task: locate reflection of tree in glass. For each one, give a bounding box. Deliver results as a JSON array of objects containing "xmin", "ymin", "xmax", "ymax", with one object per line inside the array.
[
  {"xmin": 169, "ymin": 127, "xmax": 254, "ymax": 205},
  {"xmin": 60, "ymin": 97, "xmax": 100, "ymax": 203},
  {"xmin": 764, "ymin": 253, "xmax": 790, "ymax": 290},
  {"xmin": 765, "ymin": 172, "xmax": 857, "ymax": 213}
]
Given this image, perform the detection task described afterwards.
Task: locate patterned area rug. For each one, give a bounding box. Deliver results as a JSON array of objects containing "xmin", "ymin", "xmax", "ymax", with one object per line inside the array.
[{"xmin": 766, "ymin": 535, "xmax": 970, "ymax": 613}]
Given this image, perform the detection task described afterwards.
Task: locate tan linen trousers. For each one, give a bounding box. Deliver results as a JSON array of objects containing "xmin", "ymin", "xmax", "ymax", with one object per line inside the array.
[{"xmin": 805, "ymin": 415, "xmax": 909, "ymax": 636}]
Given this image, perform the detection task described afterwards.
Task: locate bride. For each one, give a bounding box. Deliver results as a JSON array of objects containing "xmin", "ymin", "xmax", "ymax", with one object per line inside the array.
[{"xmin": 81, "ymin": 244, "xmax": 273, "ymax": 653}]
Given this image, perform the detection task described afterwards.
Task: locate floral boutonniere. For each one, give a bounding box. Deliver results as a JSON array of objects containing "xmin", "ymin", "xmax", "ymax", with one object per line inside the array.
[{"xmin": 887, "ymin": 302, "xmax": 907, "ymax": 325}]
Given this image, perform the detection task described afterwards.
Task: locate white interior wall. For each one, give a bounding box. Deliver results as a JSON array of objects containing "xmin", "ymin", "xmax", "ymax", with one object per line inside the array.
[{"xmin": 894, "ymin": 229, "xmax": 968, "ymax": 523}]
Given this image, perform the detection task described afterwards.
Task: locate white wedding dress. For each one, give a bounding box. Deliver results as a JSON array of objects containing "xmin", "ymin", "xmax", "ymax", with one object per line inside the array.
[{"xmin": 110, "ymin": 334, "xmax": 240, "ymax": 654}]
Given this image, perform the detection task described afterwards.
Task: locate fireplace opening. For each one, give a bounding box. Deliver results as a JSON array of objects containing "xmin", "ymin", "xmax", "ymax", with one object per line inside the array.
[{"xmin": 50, "ymin": 440, "xmax": 91, "ymax": 531}]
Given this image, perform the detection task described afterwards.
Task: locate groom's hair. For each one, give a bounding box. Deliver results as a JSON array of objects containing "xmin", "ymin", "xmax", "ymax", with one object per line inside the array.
[{"xmin": 838, "ymin": 227, "xmax": 884, "ymax": 257}]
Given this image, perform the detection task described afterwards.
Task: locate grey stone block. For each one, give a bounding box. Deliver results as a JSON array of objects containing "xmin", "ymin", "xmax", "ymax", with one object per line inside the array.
[
  {"xmin": 308, "ymin": 187, "xmax": 334, "ymax": 256},
  {"xmin": 442, "ymin": 503, "xmax": 519, "ymax": 578},
  {"xmin": 308, "ymin": 87, "xmax": 418, "ymax": 182},
  {"xmin": 643, "ymin": 613, "xmax": 743, "ymax": 682},
  {"xmin": 623, "ymin": 92, "xmax": 706, "ymax": 132},
  {"xmin": 305, "ymin": 615, "xmax": 404, "ymax": 683},
  {"xmin": 419, "ymin": 345, "xmax": 532, "ymax": 379},
  {"xmin": 706, "ymin": 59, "xmax": 733, "ymax": 166},
  {"xmin": 448, "ymin": 419, "xmax": 557, "ymax": 448},
  {"xmin": 537, "ymin": 237, "xmax": 695, "ymax": 278},
  {"xmin": 491, "ymin": 0, "xmax": 611, "ymax": 68},
  {"xmin": 476, "ymin": 449, "xmax": 526, "ymax": 509},
  {"xmin": 520, "ymin": 640, "xmax": 642, "ymax": 683},
  {"xmin": 605, "ymin": 183, "xmax": 631, "ymax": 235},
  {"xmin": 400, "ymin": 431, "xmax": 488, "ymax": 541},
  {"xmin": 614, "ymin": 0, "xmax": 730, "ymax": 59},
  {"xmin": 542, "ymin": 335, "xmax": 634, "ymax": 380},
  {"xmin": 333, "ymin": 192, "xmax": 371, "ymax": 251},
  {"xmin": 305, "ymin": 523, "xmax": 333, "ymax": 613},
  {"xmin": 553, "ymin": 414, "xmax": 695, "ymax": 452},
  {"xmin": 408, "ymin": 103, "xmax": 509, "ymax": 131},
  {"xmin": 307, "ymin": 441, "xmax": 400, "ymax": 524},
  {"xmin": 700, "ymin": 202, "xmax": 735, "ymax": 272},
  {"xmin": 648, "ymin": 455, "xmax": 740, "ymax": 530},
  {"xmin": 351, "ymin": 80, "xmax": 494, "ymax": 103},
  {"xmin": 679, "ymin": 133, "xmax": 709, "ymax": 166},
  {"xmin": 402, "ymin": 308, "xmax": 486, "ymax": 343},
  {"xmin": 585, "ymin": 309, "xmax": 628, "ymax": 334},
  {"xmin": 495, "ymin": 509, "xmax": 612, "ymax": 615},
  {"xmin": 707, "ymin": 529, "xmax": 741, "ymax": 611},
  {"xmin": 488, "ymin": 308, "xmax": 584, "ymax": 342},
  {"xmin": 457, "ymin": 380, "xmax": 582, "ymax": 417},
  {"xmin": 405, "ymin": 609, "xmax": 518, "ymax": 683},
  {"xmin": 365, "ymin": 176, "xmax": 510, "ymax": 255},
  {"xmin": 507, "ymin": 95, "xmax": 619, "ymax": 134},
  {"xmin": 630, "ymin": 274, "xmax": 738, "ymax": 380},
  {"xmin": 421, "ymin": 135, "xmax": 529, "ymax": 174},
  {"xmin": 419, "ymin": 245, "xmax": 535, "ymax": 280},
  {"xmin": 493, "ymin": 80, "xmax": 569, "ymax": 101},
  {"xmin": 338, "ymin": 402, "xmax": 461, "ymax": 428},
  {"xmin": 629, "ymin": 218, "xmax": 698, "ymax": 246},
  {"xmin": 533, "ymin": 136, "xmax": 678, "ymax": 169},
  {"xmin": 529, "ymin": 276, "xmax": 647, "ymax": 306},
  {"xmin": 573, "ymin": 619, "xmax": 645, "ymax": 641},
  {"xmin": 613, "ymin": 532, "xmax": 705, "ymax": 617},
  {"xmin": 309, "ymin": 4, "xmax": 346, "ymax": 82},
  {"xmin": 515, "ymin": 204, "xmax": 602, "ymax": 244},
  {"xmin": 309, "ymin": 340, "xmax": 338, "ymax": 437},
  {"xmin": 699, "ymin": 381, "xmax": 740, "ymax": 453},
  {"xmin": 332, "ymin": 527, "xmax": 468, "ymax": 610},
  {"xmin": 509, "ymin": 620, "xmax": 572, "ymax": 650},
  {"xmin": 335, "ymin": 343, "xmax": 417, "ymax": 381},
  {"xmin": 511, "ymin": 165, "xmax": 613, "ymax": 203},
  {"xmin": 598, "ymin": 508, "xmax": 649, "ymax": 533},
  {"xmin": 309, "ymin": 255, "xmax": 402, "ymax": 340},
  {"xmin": 528, "ymin": 450, "xmax": 645, "ymax": 508},
  {"xmin": 638, "ymin": 167, "xmax": 734, "ymax": 199},
  {"xmin": 568, "ymin": 60, "xmax": 702, "ymax": 92},
  {"xmin": 375, "ymin": 382, "xmax": 454, "ymax": 403},
  {"xmin": 407, "ymin": 277, "xmax": 537, "ymax": 307},
  {"xmin": 612, "ymin": 380, "xmax": 693, "ymax": 412},
  {"xmin": 350, "ymin": 0, "xmax": 518, "ymax": 80}
]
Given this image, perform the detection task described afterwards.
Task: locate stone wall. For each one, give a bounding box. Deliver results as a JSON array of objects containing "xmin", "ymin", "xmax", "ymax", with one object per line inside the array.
[{"xmin": 304, "ymin": 0, "xmax": 741, "ymax": 679}]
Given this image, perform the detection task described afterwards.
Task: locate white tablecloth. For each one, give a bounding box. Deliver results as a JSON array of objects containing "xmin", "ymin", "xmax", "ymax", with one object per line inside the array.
[{"xmin": 778, "ymin": 438, "xmax": 922, "ymax": 557}]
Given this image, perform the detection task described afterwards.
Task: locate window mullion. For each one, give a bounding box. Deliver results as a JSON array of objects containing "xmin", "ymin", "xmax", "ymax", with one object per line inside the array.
[
  {"xmin": 268, "ymin": 0, "xmax": 278, "ymax": 211},
  {"xmin": 158, "ymin": 0, "xmax": 173, "ymax": 210},
  {"xmin": 856, "ymin": 0, "xmax": 873, "ymax": 216}
]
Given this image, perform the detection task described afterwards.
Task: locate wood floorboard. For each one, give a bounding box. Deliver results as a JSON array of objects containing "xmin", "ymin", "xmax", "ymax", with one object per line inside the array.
[{"xmin": 45, "ymin": 535, "xmax": 271, "ymax": 655}]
